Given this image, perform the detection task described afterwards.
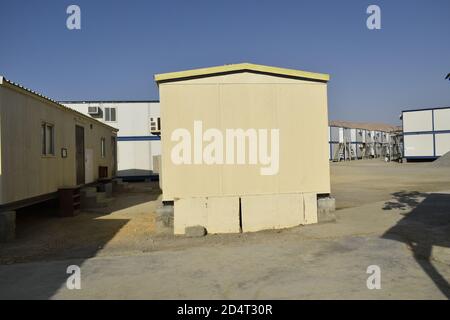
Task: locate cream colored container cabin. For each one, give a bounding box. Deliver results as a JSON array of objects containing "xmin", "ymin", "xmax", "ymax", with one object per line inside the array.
[
  {"xmin": 0, "ymin": 76, "xmax": 118, "ymax": 208},
  {"xmin": 155, "ymin": 63, "xmax": 331, "ymax": 234}
]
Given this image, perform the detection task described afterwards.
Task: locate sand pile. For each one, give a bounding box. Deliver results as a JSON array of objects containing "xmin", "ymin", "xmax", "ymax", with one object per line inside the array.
[{"xmin": 430, "ymin": 151, "xmax": 450, "ymax": 167}]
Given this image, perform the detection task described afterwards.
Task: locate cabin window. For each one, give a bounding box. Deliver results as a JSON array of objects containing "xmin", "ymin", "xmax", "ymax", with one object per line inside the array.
[
  {"xmin": 105, "ymin": 107, "xmax": 117, "ymax": 122},
  {"xmin": 101, "ymin": 137, "xmax": 106, "ymax": 158},
  {"xmin": 41, "ymin": 123, "xmax": 55, "ymax": 156}
]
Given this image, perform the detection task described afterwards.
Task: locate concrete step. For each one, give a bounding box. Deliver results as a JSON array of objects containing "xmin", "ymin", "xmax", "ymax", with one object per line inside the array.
[
  {"xmin": 96, "ymin": 192, "xmax": 107, "ymax": 201},
  {"xmin": 80, "ymin": 190, "xmax": 114, "ymax": 209},
  {"xmin": 113, "ymin": 183, "xmax": 133, "ymax": 193},
  {"xmin": 81, "ymin": 187, "xmax": 97, "ymax": 198},
  {"xmin": 81, "ymin": 197, "xmax": 114, "ymax": 209},
  {"xmin": 97, "ymin": 198, "xmax": 114, "ymax": 205}
]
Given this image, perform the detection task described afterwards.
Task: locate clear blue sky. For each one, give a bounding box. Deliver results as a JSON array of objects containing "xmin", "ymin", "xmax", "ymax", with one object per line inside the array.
[{"xmin": 1, "ymin": 0, "xmax": 449, "ymax": 124}]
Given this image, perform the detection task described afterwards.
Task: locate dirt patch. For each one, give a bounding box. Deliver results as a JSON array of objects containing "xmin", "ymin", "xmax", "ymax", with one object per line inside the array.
[
  {"xmin": 0, "ymin": 182, "xmax": 161, "ymax": 264},
  {"xmin": 2, "ymin": 160, "xmax": 450, "ymax": 264},
  {"xmin": 331, "ymin": 159, "xmax": 450, "ymax": 209}
]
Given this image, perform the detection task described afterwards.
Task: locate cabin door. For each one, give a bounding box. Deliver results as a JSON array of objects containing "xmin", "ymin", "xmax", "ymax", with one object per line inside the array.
[
  {"xmin": 75, "ymin": 125, "xmax": 85, "ymax": 185},
  {"xmin": 111, "ymin": 136, "xmax": 117, "ymax": 176},
  {"xmin": 85, "ymin": 149, "xmax": 94, "ymax": 184}
]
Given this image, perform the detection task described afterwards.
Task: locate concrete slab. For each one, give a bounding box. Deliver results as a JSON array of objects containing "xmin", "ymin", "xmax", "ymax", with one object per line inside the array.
[
  {"xmin": 97, "ymin": 183, "xmax": 113, "ymax": 198},
  {"xmin": 174, "ymin": 197, "xmax": 207, "ymax": 235},
  {"xmin": 317, "ymin": 196, "xmax": 336, "ymax": 223},
  {"xmin": 303, "ymin": 193, "xmax": 318, "ymax": 225},
  {"xmin": 206, "ymin": 196, "xmax": 240, "ymax": 234},
  {"xmin": 241, "ymin": 193, "xmax": 305, "ymax": 232},
  {"xmin": 174, "ymin": 196, "xmax": 240, "ymax": 235}
]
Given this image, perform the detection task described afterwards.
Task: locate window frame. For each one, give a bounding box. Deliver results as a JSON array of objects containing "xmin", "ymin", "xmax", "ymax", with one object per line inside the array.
[
  {"xmin": 104, "ymin": 107, "xmax": 117, "ymax": 122},
  {"xmin": 41, "ymin": 122, "xmax": 55, "ymax": 157},
  {"xmin": 101, "ymin": 137, "xmax": 106, "ymax": 158}
]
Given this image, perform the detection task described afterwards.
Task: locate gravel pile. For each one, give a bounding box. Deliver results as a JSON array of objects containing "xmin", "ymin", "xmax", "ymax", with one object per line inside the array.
[{"xmin": 430, "ymin": 151, "xmax": 450, "ymax": 167}]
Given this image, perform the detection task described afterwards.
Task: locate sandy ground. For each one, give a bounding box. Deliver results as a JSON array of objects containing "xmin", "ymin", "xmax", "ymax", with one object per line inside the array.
[
  {"xmin": 0, "ymin": 159, "xmax": 449, "ymax": 299},
  {"xmin": 331, "ymin": 160, "xmax": 450, "ymax": 209},
  {"xmin": 0, "ymin": 183, "xmax": 162, "ymax": 264}
]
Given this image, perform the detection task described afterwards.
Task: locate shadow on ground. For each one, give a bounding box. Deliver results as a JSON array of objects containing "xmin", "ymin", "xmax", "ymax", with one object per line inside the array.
[
  {"xmin": 83, "ymin": 184, "xmax": 160, "ymax": 215},
  {"xmin": 0, "ymin": 182, "xmax": 162, "ymax": 299},
  {"xmin": 382, "ymin": 191, "xmax": 450, "ymax": 298}
]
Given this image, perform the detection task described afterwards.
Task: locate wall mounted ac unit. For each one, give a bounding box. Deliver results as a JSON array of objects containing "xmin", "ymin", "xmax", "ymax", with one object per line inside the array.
[
  {"xmin": 150, "ymin": 117, "xmax": 161, "ymax": 135},
  {"xmin": 88, "ymin": 106, "xmax": 100, "ymax": 115}
]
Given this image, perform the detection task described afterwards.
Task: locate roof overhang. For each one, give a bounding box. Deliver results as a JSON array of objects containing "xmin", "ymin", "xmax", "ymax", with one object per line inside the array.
[
  {"xmin": 0, "ymin": 76, "xmax": 118, "ymax": 132},
  {"xmin": 154, "ymin": 63, "xmax": 330, "ymax": 85}
]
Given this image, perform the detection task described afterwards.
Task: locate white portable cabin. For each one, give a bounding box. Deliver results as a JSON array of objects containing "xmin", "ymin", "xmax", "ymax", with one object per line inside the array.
[
  {"xmin": 329, "ymin": 126, "xmax": 344, "ymax": 161},
  {"xmin": 0, "ymin": 76, "xmax": 118, "ymax": 210},
  {"xmin": 380, "ymin": 131, "xmax": 388, "ymax": 144},
  {"xmin": 355, "ymin": 128, "xmax": 366, "ymax": 158},
  {"xmin": 327, "ymin": 126, "xmax": 332, "ymax": 160},
  {"xmin": 329, "ymin": 126, "xmax": 344, "ymax": 143},
  {"xmin": 372, "ymin": 130, "xmax": 381, "ymax": 143},
  {"xmin": 63, "ymin": 101, "xmax": 161, "ymax": 180},
  {"xmin": 356, "ymin": 129, "xmax": 366, "ymax": 143},
  {"xmin": 347, "ymin": 128, "xmax": 357, "ymax": 159},
  {"xmin": 349, "ymin": 128, "xmax": 357, "ymax": 143},
  {"xmin": 343, "ymin": 127, "xmax": 352, "ymax": 142},
  {"xmin": 356, "ymin": 143, "xmax": 365, "ymax": 158},
  {"xmin": 402, "ymin": 107, "xmax": 450, "ymax": 160},
  {"xmin": 365, "ymin": 130, "xmax": 373, "ymax": 143}
]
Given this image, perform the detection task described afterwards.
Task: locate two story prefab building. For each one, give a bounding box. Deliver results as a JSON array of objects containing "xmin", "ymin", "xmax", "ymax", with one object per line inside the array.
[
  {"xmin": 0, "ymin": 76, "xmax": 118, "ymax": 210},
  {"xmin": 402, "ymin": 107, "xmax": 450, "ymax": 160}
]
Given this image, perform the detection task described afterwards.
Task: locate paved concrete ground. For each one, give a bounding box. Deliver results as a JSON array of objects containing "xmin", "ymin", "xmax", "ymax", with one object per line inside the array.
[{"xmin": 0, "ymin": 160, "xmax": 449, "ymax": 299}]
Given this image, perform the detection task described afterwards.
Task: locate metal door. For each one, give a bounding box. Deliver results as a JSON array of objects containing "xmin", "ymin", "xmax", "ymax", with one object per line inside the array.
[{"xmin": 75, "ymin": 125, "xmax": 85, "ymax": 185}]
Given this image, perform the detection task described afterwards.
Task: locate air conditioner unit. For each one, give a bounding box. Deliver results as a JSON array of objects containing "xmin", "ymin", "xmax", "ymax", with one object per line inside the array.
[
  {"xmin": 88, "ymin": 106, "xmax": 100, "ymax": 115},
  {"xmin": 150, "ymin": 117, "xmax": 161, "ymax": 134}
]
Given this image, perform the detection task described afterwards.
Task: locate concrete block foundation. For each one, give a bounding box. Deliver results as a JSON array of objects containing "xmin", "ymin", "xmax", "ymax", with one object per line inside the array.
[
  {"xmin": 174, "ymin": 193, "xmax": 320, "ymax": 235},
  {"xmin": 205, "ymin": 197, "xmax": 240, "ymax": 234},
  {"xmin": 174, "ymin": 196, "xmax": 240, "ymax": 235},
  {"xmin": 174, "ymin": 197, "xmax": 208, "ymax": 235},
  {"xmin": 155, "ymin": 205, "xmax": 174, "ymax": 230},
  {"xmin": 97, "ymin": 182, "xmax": 113, "ymax": 198},
  {"xmin": 241, "ymin": 194, "xmax": 306, "ymax": 233},
  {"xmin": 0, "ymin": 211, "xmax": 16, "ymax": 242},
  {"xmin": 303, "ymin": 193, "xmax": 319, "ymax": 225},
  {"xmin": 185, "ymin": 225, "xmax": 207, "ymax": 237},
  {"xmin": 317, "ymin": 196, "xmax": 336, "ymax": 223}
]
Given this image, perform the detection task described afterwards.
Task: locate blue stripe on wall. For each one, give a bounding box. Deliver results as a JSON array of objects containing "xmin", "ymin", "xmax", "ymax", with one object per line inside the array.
[
  {"xmin": 403, "ymin": 130, "xmax": 450, "ymax": 135},
  {"xmin": 117, "ymin": 136, "xmax": 161, "ymax": 141},
  {"xmin": 405, "ymin": 156, "xmax": 438, "ymax": 160}
]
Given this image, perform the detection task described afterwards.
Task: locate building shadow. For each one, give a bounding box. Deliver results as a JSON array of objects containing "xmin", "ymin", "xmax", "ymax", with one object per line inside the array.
[
  {"xmin": 117, "ymin": 169, "xmax": 159, "ymax": 182},
  {"xmin": 85, "ymin": 181, "xmax": 161, "ymax": 215},
  {"xmin": 0, "ymin": 209, "xmax": 129, "ymax": 299},
  {"xmin": 382, "ymin": 191, "xmax": 450, "ymax": 298},
  {"xmin": 0, "ymin": 182, "xmax": 162, "ymax": 299}
]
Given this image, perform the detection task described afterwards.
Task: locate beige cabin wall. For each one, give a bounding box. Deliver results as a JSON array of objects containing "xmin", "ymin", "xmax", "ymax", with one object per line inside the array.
[
  {"xmin": 0, "ymin": 85, "xmax": 117, "ymax": 205},
  {"xmin": 160, "ymin": 72, "xmax": 330, "ymax": 201},
  {"xmin": 0, "ymin": 87, "xmax": 3, "ymax": 205}
]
